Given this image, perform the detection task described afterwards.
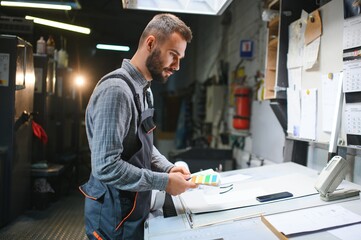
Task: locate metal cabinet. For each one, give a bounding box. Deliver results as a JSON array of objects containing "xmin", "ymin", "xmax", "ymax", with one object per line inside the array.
[{"xmin": 0, "ymin": 35, "xmax": 35, "ymax": 227}]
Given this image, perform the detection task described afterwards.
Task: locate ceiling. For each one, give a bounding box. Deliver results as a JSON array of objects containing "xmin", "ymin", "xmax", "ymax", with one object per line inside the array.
[
  {"xmin": 0, "ymin": 0, "xmax": 198, "ymax": 46},
  {"xmin": 0, "ymin": 0, "xmax": 203, "ymax": 80}
]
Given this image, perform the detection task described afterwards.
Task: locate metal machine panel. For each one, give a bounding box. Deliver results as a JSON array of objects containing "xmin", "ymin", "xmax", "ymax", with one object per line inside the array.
[{"xmin": 0, "ymin": 34, "xmax": 34, "ymax": 227}]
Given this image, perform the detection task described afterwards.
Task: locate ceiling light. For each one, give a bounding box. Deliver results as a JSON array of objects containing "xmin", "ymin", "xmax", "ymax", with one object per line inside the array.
[
  {"xmin": 25, "ymin": 15, "xmax": 91, "ymax": 34},
  {"xmin": 0, "ymin": 1, "xmax": 81, "ymax": 10},
  {"xmin": 96, "ymin": 44, "xmax": 130, "ymax": 52},
  {"xmin": 74, "ymin": 74, "xmax": 85, "ymax": 87},
  {"xmin": 122, "ymin": 0, "xmax": 233, "ymax": 15}
]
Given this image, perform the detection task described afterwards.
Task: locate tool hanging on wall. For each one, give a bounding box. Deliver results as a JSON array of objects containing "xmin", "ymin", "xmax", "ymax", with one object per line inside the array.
[{"xmin": 32, "ymin": 121, "xmax": 48, "ymax": 144}]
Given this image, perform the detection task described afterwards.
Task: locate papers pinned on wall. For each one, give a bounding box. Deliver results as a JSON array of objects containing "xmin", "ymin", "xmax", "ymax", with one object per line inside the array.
[
  {"xmin": 286, "ymin": 11, "xmax": 321, "ymax": 140},
  {"xmin": 304, "ymin": 9, "xmax": 322, "ymax": 45},
  {"xmin": 287, "ymin": 68, "xmax": 302, "ymax": 137},
  {"xmin": 343, "ymin": 15, "xmax": 361, "ymax": 50},
  {"xmin": 321, "ymin": 73, "xmax": 341, "ymax": 132},
  {"xmin": 344, "ymin": 103, "xmax": 361, "ymax": 136},
  {"xmin": 287, "ymin": 87, "xmax": 301, "ymax": 137},
  {"xmin": 287, "ymin": 11, "xmax": 307, "ymax": 69},
  {"xmin": 343, "ymin": 59, "xmax": 361, "ymax": 93},
  {"xmin": 299, "ymin": 88, "xmax": 317, "ymax": 140},
  {"xmin": 287, "ymin": 10, "xmax": 322, "ymax": 71},
  {"xmin": 303, "ymin": 37, "xmax": 321, "ymax": 70}
]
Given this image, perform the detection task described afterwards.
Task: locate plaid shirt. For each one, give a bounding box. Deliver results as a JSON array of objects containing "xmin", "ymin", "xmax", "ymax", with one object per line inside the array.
[{"xmin": 85, "ymin": 59, "xmax": 173, "ymax": 191}]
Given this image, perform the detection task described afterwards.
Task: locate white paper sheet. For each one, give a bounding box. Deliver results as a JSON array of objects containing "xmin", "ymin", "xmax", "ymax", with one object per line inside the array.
[
  {"xmin": 180, "ymin": 173, "xmax": 318, "ymax": 214},
  {"xmin": 328, "ymin": 223, "xmax": 361, "ymax": 240},
  {"xmin": 287, "ymin": 10, "xmax": 308, "ymax": 69},
  {"xmin": 287, "ymin": 88, "xmax": 301, "ymax": 137},
  {"xmin": 221, "ymin": 173, "xmax": 252, "ymax": 184},
  {"xmin": 344, "ymin": 103, "xmax": 361, "ymax": 136},
  {"xmin": 300, "ymin": 88, "xmax": 317, "ymax": 140},
  {"xmin": 287, "ymin": 67, "xmax": 302, "ymax": 137},
  {"xmin": 343, "ymin": 15, "xmax": 361, "ymax": 50},
  {"xmin": 321, "ymin": 73, "xmax": 340, "ymax": 132},
  {"xmin": 287, "ymin": 67, "xmax": 302, "ymax": 90},
  {"xmin": 303, "ymin": 37, "xmax": 320, "ymax": 70},
  {"xmin": 264, "ymin": 205, "xmax": 361, "ymax": 236},
  {"xmin": 343, "ymin": 59, "xmax": 361, "ymax": 93},
  {"xmin": 204, "ymin": 187, "xmax": 264, "ymax": 205}
]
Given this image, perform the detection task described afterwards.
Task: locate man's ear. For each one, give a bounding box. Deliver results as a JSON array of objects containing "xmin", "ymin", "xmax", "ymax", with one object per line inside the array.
[{"xmin": 145, "ymin": 35, "xmax": 156, "ymax": 52}]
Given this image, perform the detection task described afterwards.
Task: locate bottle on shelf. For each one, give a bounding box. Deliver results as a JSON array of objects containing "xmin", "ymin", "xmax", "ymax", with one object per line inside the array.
[
  {"xmin": 36, "ymin": 36, "xmax": 46, "ymax": 55},
  {"xmin": 58, "ymin": 37, "xmax": 69, "ymax": 68},
  {"xmin": 46, "ymin": 35, "xmax": 55, "ymax": 57}
]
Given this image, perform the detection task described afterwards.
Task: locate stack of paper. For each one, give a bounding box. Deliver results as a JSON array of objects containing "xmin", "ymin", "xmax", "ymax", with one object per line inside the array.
[{"xmin": 261, "ymin": 204, "xmax": 361, "ymax": 239}]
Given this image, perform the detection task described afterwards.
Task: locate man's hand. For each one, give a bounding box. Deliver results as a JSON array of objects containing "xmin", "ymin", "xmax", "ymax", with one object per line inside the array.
[
  {"xmin": 166, "ymin": 172, "xmax": 197, "ymax": 196},
  {"xmin": 169, "ymin": 166, "xmax": 190, "ymax": 176}
]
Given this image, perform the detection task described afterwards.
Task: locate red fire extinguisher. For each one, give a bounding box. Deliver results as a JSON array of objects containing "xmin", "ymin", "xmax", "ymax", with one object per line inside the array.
[{"xmin": 233, "ymin": 87, "xmax": 251, "ymax": 130}]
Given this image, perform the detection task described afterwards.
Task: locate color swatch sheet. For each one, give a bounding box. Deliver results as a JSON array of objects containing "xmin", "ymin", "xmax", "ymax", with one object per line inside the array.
[{"xmin": 189, "ymin": 174, "xmax": 221, "ymax": 186}]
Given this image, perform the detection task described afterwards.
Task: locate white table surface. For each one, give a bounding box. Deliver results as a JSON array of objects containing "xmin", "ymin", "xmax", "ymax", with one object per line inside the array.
[{"xmin": 145, "ymin": 162, "xmax": 361, "ymax": 240}]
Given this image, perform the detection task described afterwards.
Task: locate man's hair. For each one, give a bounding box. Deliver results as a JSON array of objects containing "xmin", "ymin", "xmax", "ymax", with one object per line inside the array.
[{"xmin": 139, "ymin": 13, "xmax": 192, "ymax": 46}]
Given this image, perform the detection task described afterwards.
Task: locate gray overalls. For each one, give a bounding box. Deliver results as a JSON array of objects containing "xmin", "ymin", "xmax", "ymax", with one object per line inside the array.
[{"xmin": 80, "ymin": 72, "xmax": 156, "ymax": 239}]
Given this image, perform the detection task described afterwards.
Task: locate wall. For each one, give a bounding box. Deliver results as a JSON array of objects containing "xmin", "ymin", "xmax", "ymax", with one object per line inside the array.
[
  {"xmin": 158, "ymin": 0, "xmax": 361, "ymax": 184},
  {"xmin": 307, "ymin": 143, "xmax": 361, "ymax": 184},
  {"xmin": 191, "ymin": 0, "xmax": 285, "ymax": 167},
  {"xmin": 286, "ymin": 0, "xmax": 361, "ymax": 183},
  {"xmin": 181, "ymin": 0, "xmax": 361, "ymax": 182}
]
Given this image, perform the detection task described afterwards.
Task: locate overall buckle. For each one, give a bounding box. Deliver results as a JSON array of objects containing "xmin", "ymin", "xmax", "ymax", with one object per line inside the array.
[{"xmin": 142, "ymin": 117, "xmax": 156, "ymax": 134}]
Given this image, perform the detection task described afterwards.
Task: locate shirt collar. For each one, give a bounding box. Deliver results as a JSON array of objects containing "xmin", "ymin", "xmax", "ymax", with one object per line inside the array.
[{"xmin": 121, "ymin": 59, "xmax": 150, "ymax": 90}]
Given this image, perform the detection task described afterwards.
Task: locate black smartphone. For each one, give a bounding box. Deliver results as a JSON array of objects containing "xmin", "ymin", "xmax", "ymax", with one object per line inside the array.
[{"xmin": 256, "ymin": 191, "xmax": 293, "ymax": 202}]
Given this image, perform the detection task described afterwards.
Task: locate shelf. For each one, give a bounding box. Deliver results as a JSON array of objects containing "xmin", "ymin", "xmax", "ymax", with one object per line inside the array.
[
  {"xmin": 264, "ymin": 3, "xmax": 280, "ymax": 101},
  {"xmin": 264, "ymin": 88, "xmax": 275, "ymax": 100},
  {"xmin": 267, "ymin": 0, "xmax": 280, "ymax": 10},
  {"xmin": 268, "ymin": 16, "xmax": 280, "ymax": 28},
  {"xmin": 268, "ymin": 25, "xmax": 279, "ymax": 37},
  {"xmin": 286, "ymin": 136, "xmax": 361, "ymax": 151},
  {"xmin": 268, "ymin": 38, "xmax": 278, "ymax": 48},
  {"xmin": 265, "ymin": 69, "xmax": 276, "ymax": 87},
  {"xmin": 264, "ymin": 7, "xmax": 279, "ymax": 101},
  {"xmin": 266, "ymin": 47, "xmax": 277, "ymax": 70}
]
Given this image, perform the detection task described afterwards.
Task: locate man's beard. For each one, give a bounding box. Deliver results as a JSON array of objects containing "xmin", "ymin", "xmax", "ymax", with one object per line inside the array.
[{"xmin": 146, "ymin": 48, "xmax": 171, "ymax": 84}]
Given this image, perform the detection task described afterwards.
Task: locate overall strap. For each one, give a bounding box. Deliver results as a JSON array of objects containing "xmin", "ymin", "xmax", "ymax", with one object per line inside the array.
[{"xmin": 98, "ymin": 73, "xmax": 142, "ymax": 123}]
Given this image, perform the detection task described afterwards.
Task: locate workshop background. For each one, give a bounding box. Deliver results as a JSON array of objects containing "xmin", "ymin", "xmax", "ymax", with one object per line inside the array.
[{"xmin": 1, "ymin": 0, "xmax": 361, "ymax": 237}]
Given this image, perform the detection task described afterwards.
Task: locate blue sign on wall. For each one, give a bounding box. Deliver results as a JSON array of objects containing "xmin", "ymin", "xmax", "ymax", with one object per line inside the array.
[{"xmin": 240, "ymin": 40, "xmax": 254, "ymax": 59}]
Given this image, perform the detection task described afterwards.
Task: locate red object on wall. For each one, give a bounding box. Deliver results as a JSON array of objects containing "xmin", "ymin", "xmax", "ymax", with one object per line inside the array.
[
  {"xmin": 233, "ymin": 87, "xmax": 251, "ymax": 130},
  {"xmin": 32, "ymin": 121, "xmax": 48, "ymax": 144}
]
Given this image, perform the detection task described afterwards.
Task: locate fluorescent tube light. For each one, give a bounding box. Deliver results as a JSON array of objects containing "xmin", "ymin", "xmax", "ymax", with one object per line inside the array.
[
  {"xmin": 1, "ymin": 1, "xmax": 72, "ymax": 10},
  {"xmin": 122, "ymin": 0, "xmax": 233, "ymax": 15},
  {"xmin": 25, "ymin": 15, "xmax": 91, "ymax": 34},
  {"xmin": 96, "ymin": 44, "xmax": 130, "ymax": 52}
]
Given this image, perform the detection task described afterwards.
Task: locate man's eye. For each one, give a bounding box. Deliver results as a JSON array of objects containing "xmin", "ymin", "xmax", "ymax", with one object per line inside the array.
[{"xmin": 171, "ymin": 53, "xmax": 179, "ymax": 61}]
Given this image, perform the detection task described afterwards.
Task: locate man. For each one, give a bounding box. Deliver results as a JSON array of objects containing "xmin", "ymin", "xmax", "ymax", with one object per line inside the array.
[{"xmin": 79, "ymin": 13, "xmax": 197, "ymax": 239}]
